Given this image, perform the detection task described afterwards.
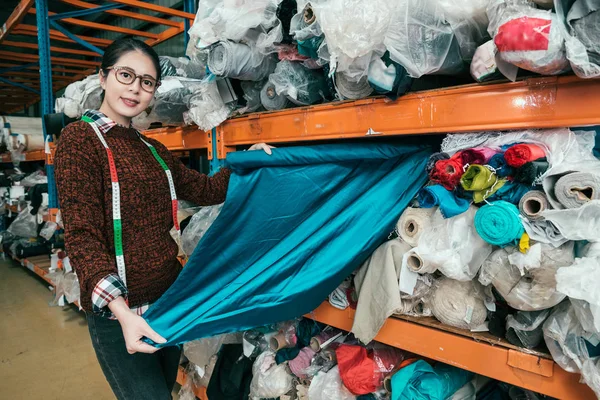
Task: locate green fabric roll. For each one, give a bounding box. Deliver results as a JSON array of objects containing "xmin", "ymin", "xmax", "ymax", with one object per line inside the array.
[{"xmin": 460, "ymin": 164, "xmax": 506, "ymax": 203}]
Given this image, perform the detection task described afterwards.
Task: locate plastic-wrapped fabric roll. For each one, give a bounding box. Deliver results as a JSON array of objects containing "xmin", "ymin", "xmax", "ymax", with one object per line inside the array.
[
  {"xmin": 514, "ymin": 159, "xmax": 549, "ymax": 185},
  {"xmin": 554, "ymin": 172, "xmax": 600, "ymax": 208},
  {"xmin": 260, "ymin": 81, "xmax": 291, "ymax": 111},
  {"xmin": 519, "ymin": 190, "xmax": 550, "ymax": 221},
  {"xmin": 522, "ymin": 219, "xmax": 568, "ymax": 248},
  {"xmin": 491, "ymin": 3, "xmax": 570, "ymax": 75},
  {"xmin": 470, "ymin": 40, "xmax": 502, "ymax": 82},
  {"xmin": 430, "ymin": 278, "xmax": 487, "ymax": 330},
  {"xmin": 543, "ymin": 302, "xmax": 600, "ymax": 397},
  {"xmin": 417, "ymin": 185, "xmax": 470, "ymax": 219},
  {"xmin": 249, "ymin": 350, "xmax": 294, "ymax": 398},
  {"xmin": 479, "ymin": 242, "xmax": 574, "ymax": 311},
  {"xmin": 308, "ymin": 366, "xmax": 355, "ymax": 400},
  {"xmin": 208, "ymin": 41, "xmax": 276, "ymax": 81},
  {"xmin": 269, "ymin": 60, "xmax": 329, "ymax": 106},
  {"xmin": 405, "ymin": 207, "xmax": 492, "ymax": 281},
  {"xmin": 289, "ymin": 347, "xmax": 316, "ymax": 380},
  {"xmin": 505, "ymin": 309, "xmax": 551, "ymax": 349},
  {"xmin": 556, "ymin": 256, "xmax": 600, "ymax": 331},
  {"xmin": 396, "ymin": 207, "xmax": 436, "ymax": 247},
  {"xmin": 335, "ymin": 72, "xmax": 374, "ymax": 100},
  {"xmin": 475, "ymin": 201, "xmax": 524, "ymax": 247},
  {"xmin": 367, "ymin": 52, "xmax": 413, "ymax": 100}
]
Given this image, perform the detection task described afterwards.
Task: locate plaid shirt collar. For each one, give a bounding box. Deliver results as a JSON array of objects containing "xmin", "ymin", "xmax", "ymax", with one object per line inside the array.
[{"xmin": 82, "ymin": 109, "xmax": 136, "ymax": 135}]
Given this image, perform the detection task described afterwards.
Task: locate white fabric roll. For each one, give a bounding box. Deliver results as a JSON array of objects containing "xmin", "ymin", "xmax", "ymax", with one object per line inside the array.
[
  {"xmin": 396, "ymin": 207, "xmax": 437, "ymax": 247},
  {"xmin": 430, "ymin": 278, "xmax": 487, "ymax": 330}
]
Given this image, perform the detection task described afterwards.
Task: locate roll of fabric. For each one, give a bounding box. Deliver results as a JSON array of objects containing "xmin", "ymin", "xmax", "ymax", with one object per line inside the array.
[
  {"xmin": 475, "ymin": 201, "xmax": 524, "ymax": 247},
  {"xmin": 519, "ymin": 190, "xmax": 550, "ymax": 220},
  {"xmin": 504, "ymin": 144, "xmax": 546, "ymax": 168},
  {"xmin": 289, "ymin": 347, "xmax": 316, "ymax": 380},
  {"xmin": 554, "ymin": 172, "xmax": 600, "ymax": 208},
  {"xmin": 514, "ymin": 159, "xmax": 549, "ymax": 185},
  {"xmin": 431, "ymin": 278, "xmax": 487, "ymax": 330},
  {"xmin": 455, "ymin": 149, "xmax": 486, "ymax": 166},
  {"xmin": 404, "ymin": 248, "xmax": 437, "ymax": 275},
  {"xmin": 487, "ymin": 153, "xmax": 515, "ymax": 177},
  {"xmin": 269, "ymin": 60, "xmax": 330, "ymax": 106},
  {"xmin": 261, "ymin": 81, "xmax": 291, "ymax": 111},
  {"xmin": 417, "ymin": 184, "xmax": 470, "ymax": 218},
  {"xmin": 335, "ymin": 72, "xmax": 374, "ymax": 100},
  {"xmin": 391, "ymin": 360, "xmax": 474, "ymax": 400},
  {"xmin": 460, "ymin": 165, "xmax": 506, "ymax": 203},
  {"xmin": 430, "ymin": 157, "xmax": 465, "ymax": 190},
  {"xmin": 396, "ymin": 207, "xmax": 436, "ymax": 247},
  {"xmin": 426, "ymin": 152, "xmax": 450, "ymax": 174},
  {"xmin": 208, "ymin": 41, "xmax": 276, "ymax": 81},
  {"xmin": 488, "ymin": 181, "xmax": 531, "ymax": 205},
  {"xmin": 505, "ymin": 309, "xmax": 551, "ymax": 349}
]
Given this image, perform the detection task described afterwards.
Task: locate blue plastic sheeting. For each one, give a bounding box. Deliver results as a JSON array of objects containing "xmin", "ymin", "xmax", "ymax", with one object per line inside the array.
[{"xmin": 143, "ymin": 141, "xmax": 433, "ymax": 346}]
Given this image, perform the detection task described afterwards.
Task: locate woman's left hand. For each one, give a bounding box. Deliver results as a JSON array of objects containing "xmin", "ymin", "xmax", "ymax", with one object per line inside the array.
[{"xmin": 249, "ymin": 143, "xmax": 275, "ymax": 155}]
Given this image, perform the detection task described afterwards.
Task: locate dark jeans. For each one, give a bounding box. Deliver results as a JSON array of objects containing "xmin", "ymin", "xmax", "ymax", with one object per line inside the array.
[{"xmin": 87, "ymin": 313, "xmax": 181, "ymax": 400}]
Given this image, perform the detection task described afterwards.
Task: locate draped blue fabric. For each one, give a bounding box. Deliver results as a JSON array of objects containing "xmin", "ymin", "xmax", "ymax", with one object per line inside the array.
[{"xmin": 143, "ymin": 141, "xmax": 433, "ymax": 346}]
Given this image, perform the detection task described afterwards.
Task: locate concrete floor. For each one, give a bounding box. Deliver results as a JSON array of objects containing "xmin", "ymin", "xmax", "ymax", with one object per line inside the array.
[{"xmin": 0, "ymin": 258, "xmax": 181, "ymax": 400}]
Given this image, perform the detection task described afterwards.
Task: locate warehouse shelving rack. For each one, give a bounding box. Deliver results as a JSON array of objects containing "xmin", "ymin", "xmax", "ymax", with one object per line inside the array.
[{"xmin": 2, "ymin": 2, "xmax": 600, "ymax": 399}]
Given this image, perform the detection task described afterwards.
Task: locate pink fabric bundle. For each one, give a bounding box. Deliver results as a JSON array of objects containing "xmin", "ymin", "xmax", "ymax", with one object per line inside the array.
[{"xmin": 289, "ymin": 347, "xmax": 316, "ymax": 379}]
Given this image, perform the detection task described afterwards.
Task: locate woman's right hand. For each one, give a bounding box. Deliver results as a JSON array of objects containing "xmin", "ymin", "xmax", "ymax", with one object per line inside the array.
[{"xmin": 108, "ymin": 297, "xmax": 167, "ymax": 354}]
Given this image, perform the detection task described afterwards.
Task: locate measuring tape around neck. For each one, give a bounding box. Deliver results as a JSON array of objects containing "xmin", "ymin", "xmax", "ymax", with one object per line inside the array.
[{"xmin": 82, "ymin": 117, "xmax": 180, "ymax": 286}]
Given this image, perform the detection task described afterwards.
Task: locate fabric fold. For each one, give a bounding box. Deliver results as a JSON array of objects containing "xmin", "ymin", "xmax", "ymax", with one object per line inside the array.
[
  {"xmin": 460, "ymin": 165, "xmax": 506, "ymax": 203},
  {"xmin": 417, "ymin": 185, "xmax": 470, "ymax": 218}
]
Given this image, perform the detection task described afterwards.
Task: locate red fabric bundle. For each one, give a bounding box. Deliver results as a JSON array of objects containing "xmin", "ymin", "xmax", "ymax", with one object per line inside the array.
[
  {"xmin": 430, "ymin": 157, "xmax": 464, "ymax": 190},
  {"xmin": 455, "ymin": 149, "xmax": 486, "ymax": 166},
  {"xmin": 495, "ymin": 17, "xmax": 551, "ymax": 52},
  {"xmin": 504, "ymin": 144, "xmax": 546, "ymax": 168},
  {"xmin": 336, "ymin": 345, "xmax": 406, "ymax": 395}
]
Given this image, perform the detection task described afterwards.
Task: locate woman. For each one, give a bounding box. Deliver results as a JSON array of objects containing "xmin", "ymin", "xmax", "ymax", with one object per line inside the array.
[{"xmin": 55, "ymin": 38, "xmax": 271, "ymax": 399}]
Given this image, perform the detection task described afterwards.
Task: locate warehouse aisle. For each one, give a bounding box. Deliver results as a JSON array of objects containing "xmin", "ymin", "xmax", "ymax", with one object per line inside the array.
[{"xmin": 0, "ymin": 258, "xmax": 113, "ymax": 399}]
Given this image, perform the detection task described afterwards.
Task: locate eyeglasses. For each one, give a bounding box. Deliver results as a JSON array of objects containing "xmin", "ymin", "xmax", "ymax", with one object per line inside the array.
[{"xmin": 105, "ymin": 65, "xmax": 160, "ymax": 93}]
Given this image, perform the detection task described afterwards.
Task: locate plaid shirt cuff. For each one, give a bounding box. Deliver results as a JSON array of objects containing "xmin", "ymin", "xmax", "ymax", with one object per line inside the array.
[{"xmin": 91, "ymin": 274, "xmax": 128, "ymax": 314}]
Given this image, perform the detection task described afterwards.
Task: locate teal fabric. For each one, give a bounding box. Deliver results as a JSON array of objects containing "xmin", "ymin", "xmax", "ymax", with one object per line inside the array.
[
  {"xmin": 391, "ymin": 360, "xmax": 473, "ymax": 400},
  {"xmin": 417, "ymin": 184, "xmax": 470, "ymax": 218},
  {"xmin": 275, "ymin": 347, "xmax": 300, "ymax": 365},
  {"xmin": 488, "ymin": 181, "xmax": 531, "ymax": 205},
  {"xmin": 143, "ymin": 141, "xmax": 432, "ymax": 346},
  {"xmin": 488, "ymin": 153, "xmax": 514, "ymax": 177},
  {"xmin": 474, "ymin": 201, "xmax": 524, "ymax": 247}
]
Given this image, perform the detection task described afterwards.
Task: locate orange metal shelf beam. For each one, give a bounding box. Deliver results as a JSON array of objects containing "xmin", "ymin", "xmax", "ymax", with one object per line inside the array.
[
  {"xmin": 0, "ymin": 50, "xmax": 100, "ymax": 68},
  {"xmin": 2, "ymin": 39, "xmax": 101, "ymax": 57},
  {"xmin": 29, "ymin": 9, "xmax": 160, "ymax": 40},
  {"xmin": 309, "ymin": 303, "xmax": 594, "ymax": 400},
  {"xmin": 143, "ymin": 125, "xmax": 210, "ymax": 151},
  {"xmin": 61, "ymin": 0, "xmax": 183, "ymax": 28},
  {"xmin": 0, "ymin": 150, "xmax": 46, "ymax": 163},
  {"xmin": 0, "ymin": 0, "xmax": 35, "ymax": 44},
  {"xmin": 13, "ymin": 24, "xmax": 113, "ymax": 47},
  {"xmin": 219, "ymin": 76, "xmax": 600, "ymax": 147},
  {"xmin": 108, "ymin": 0, "xmax": 196, "ymax": 20}
]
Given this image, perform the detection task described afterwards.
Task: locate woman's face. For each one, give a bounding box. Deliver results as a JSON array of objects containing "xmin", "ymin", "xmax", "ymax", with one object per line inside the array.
[{"xmin": 99, "ymin": 50, "xmax": 158, "ymax": 122}]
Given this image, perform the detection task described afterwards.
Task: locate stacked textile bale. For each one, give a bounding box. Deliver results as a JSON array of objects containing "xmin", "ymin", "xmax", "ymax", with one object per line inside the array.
[{"xmin": 349, "ymin": 127, "xmax": 600, "ymax": 396}]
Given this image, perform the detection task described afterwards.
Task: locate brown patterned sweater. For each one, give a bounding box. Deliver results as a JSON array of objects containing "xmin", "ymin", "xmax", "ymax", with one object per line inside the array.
[{"xmin": 55, "ymin": 121, "xmax": 231, "ymax": 312}]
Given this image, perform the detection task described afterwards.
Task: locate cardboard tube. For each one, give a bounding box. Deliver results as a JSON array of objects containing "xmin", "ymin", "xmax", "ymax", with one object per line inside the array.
[{"xmin": 270, "ymin": 332, "xmax": 292, "ymax": 351}]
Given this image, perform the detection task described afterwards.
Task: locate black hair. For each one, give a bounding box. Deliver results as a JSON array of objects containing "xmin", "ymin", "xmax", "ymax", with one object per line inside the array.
[{"xmin": 100, "ymin": 37, "xmax": 161, "ymax": 82}]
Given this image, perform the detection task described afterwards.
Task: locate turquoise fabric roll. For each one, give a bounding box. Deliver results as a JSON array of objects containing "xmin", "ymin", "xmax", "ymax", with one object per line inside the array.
[
  {"xmin": 391, "ymin": 360, "xmax": 473, "ymax": 400},
  {"xmin": 417, "ymin": 184, "xmax": 470, "ymax": 218},
  {"xmin": 474, "ymin": 201, "xmax": 524, "ymax": 247},
  {"xmin": 143, "ymin": 141, "xmax": 432, "ymax": 346}
]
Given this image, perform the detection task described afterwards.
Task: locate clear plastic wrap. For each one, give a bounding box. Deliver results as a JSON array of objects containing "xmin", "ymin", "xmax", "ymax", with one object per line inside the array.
[
  {"xmin": 47, "ymin": 270, "xmax": 80, "ymax": 306},
  {"xmin": 181, "ymin": 204, "xmax": 223, "ymax": 257},
  {"xmin": 430, "ymin": 278, "xmax": 488, "ymax": 331},
  {"xmin": 479, "ymin": 242, "xmax": 575, "ymax": 311},
  {"xmin": 184, "ymin": 79, "xmax": 231, "ymax": 131},
  {"xmin": 404, "ymin": 207, "xmax": 493, "ymax": 282},
  {"xmin": 7, "ymin": 206, "xmax": 38, "ymax": 238},
  {"xmin": 542, "ymin": 200, "xmax": 600, "ymax": 241},
  {"xmin": 505, "ymin": 309, "xmax": 551, "ymax": 349},
  {"xmin": 269, "ymin": 60, "xmax": 329, "ymax": 106},
  {"xmin": 311, "ymin": 0, "xmax": 392, "ymax": 79},
  {"xmin": 543, "ymin": 301, "xmax": 600, "ymax": 397},
  {"xmin": 39, "ymin": 221, "xmax": 58, "ymax": 241},
  {"xmin": 20, "ymin": 171, "xmax": 47, "ymax": 187},
  {"xmin": 208, "ymin": 41, "xmax": 277, "ymax": 80},
  {"xmin": 54, "ymin": 74, "xmax": 103, "ymax": 118},
  {"xmin": 488, "ymin": 1, "xmax": 570, "ymax": 75},
  {"xmin": 470, "ymin": 40, "xmax": 502, "ymax": 82},
  {"xmin": 556, "ymin": 0, "xmax": 600, "ymax": 78},
  {"xmin": 308, "ymin": 366, "xmax": 356, "ymax": 400},
  {"xmin": 384, "ymin": 0, "xmax": 466, "ymax": 78},
  {"xmin": 159, "ymin": 56, "xmax": 207, "ymax": 79},
  {"xmin": 249, "ymin": 350, "xmax": 294, "ymax": 399},
  {"xmin": 183, "ymin": 333, "xmax": 242, "ymax": 378},
  {"xmin": 189, "ymin": 0, "xmax": 282, "ymax": 49},
  {"xmin": 238, "ymin": 80, "xmax": 266, "ymax": 114},
  {"xmin": 334, "ymin": 71, "xmax": 374, "ymax": 100}
]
